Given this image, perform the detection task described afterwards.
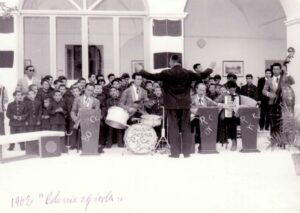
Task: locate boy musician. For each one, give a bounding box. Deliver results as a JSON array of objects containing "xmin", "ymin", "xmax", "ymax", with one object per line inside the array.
[
  {"xmin": 25, "ymin": 90, "xmax": 42, "ymax": 132},
  {"xmin": 93, "ymin": 84, "xmax": 107, "ymax": 148},
  {"xmin": 41, "ymin": 98, "xmax": 51, "ymax": 130},
  {"xmin": 106, "ymin": 87, "xmax": 123, "ymax": 148},
  {"xmin": 6, "ymin": 91, "xmax": 28, "ymax": 151},
  {"xmin": 49, "ymin": 90, "xmax": 68, "ymax": 152},
  {"xmin": 36, "ymin": 78, "xmax": 52, "ymax": 103},
  {"xmin": 215, "ymin": 80, "xmax": 241, "ymax": 151},
  {"xmin": 146, "ymin": 87, "xmax": 164, "ymax": 138}
]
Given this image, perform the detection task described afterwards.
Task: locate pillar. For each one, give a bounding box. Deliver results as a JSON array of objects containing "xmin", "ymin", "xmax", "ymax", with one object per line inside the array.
[
  {"xmin": 280, "ymin": 0, "xmax": 300, "ymax": 113},
  {"xmin": 144, "ymin": 0, "xmax": 187, "ymax": 73}
]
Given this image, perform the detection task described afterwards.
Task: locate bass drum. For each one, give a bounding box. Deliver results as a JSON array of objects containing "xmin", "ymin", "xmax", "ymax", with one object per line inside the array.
[{"xmin": 124, "ymin": 124, "xmax": 158, "ymax": 154}]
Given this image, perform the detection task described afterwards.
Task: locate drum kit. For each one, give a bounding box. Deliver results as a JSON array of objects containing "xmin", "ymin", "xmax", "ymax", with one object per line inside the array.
[{"xmin": 105, "ymin": 106, "xmax": 170, "ymax": 155}]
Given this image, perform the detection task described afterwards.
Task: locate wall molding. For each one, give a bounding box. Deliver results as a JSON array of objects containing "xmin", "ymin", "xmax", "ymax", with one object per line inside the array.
[{"xmin": 285, "ymin": 17, "xmax": 300, "ymax": 27}]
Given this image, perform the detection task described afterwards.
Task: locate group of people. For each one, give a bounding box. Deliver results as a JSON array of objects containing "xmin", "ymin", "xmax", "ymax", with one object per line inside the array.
[{"xmin": 0, "ymin": 54, "xmax": 295, "ymax": 158}]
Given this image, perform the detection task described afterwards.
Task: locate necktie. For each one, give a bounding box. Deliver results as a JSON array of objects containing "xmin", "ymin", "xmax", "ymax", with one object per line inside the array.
[
  {"xmin": 199, "ymin": 97, "xmax": 203, "ymax": 105},
  {"xmin": 276, "ymin": 77, "xmax": 279, "ymax": 83},
  {"xmin": 136, "ymin": 87, "xmax": 140, "ymax": 100},
  {"xmin": 85, "ymin": 97, "xmax": 89, "ymax": 107}
]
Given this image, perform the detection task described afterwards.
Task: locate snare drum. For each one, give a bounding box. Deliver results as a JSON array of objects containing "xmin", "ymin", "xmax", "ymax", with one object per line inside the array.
[
  {"xmin": 105, "ymin": 106, "xmax": 129, "ymax": 129},
  {"xmin": 140, "ymin": 114, "xmax": 161, "ymax": 127},
  {"xmin": 124, "ymin": 124, "xmax": 157, "ymax": 154}
]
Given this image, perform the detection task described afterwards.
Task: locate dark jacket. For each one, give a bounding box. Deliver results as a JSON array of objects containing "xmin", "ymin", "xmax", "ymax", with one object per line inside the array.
[
  {"xmin": 41, "ymin": 107, "xmax": 51, "ymax": 130},
  {"xmin": 25, "ymin": 99, "xmax": 42, "ymax": 126},
  {"xmin": 36, "ymin": 88, "xmax": 53, "ymax": 103},
  {"xmin": 140, "ymin": 65, "xmax": 213, "ymax": 109},
  {"xmin": 6, "ymin": 101, "xmax": 28, "ymax": 127},
  {"xmin": 257, "ymin": 77, "xmax": 269, "ymax": 103},
  {"xmin": 146, "ymin": 95, "xmax": 163, "ymax": 115},
  {"xmin": 96, "ymin": 93, "xmax": 107, "ymax": 119},
  {"xmin": 49, "ymin": 100, "xmax": 67, "ymax": 125},
  {"xmin": 240, "ymin": 84, "xmax": 257, "ymax": 100}
]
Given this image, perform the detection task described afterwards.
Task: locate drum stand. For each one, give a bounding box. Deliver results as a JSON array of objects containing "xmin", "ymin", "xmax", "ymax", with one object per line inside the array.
[{"xmin": 155, "ymin": 106, "xmax": 170, "ymax": 154}]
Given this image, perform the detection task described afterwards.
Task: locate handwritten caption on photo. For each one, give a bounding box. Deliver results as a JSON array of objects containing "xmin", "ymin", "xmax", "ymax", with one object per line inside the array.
[{"xmin": 10, "ymin": 190, "xmax": 123, "ymax": 212}]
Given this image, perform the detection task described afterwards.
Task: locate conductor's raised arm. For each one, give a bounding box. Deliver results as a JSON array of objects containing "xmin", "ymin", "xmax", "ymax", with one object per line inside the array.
[{"xmin": 135, "ymin": 63, "xmax": 165, "ymax": 82}]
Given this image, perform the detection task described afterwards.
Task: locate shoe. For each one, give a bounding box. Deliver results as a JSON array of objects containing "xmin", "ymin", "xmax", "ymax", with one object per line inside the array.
[
  {"xmin": 98, "ymin": 147, "xmax": 104, "ymax": 154},
  {"xmin": 7, "ymin": 147, "xmax": 14, "ymax": 151},
  {"xmin": 230, "ymin": 140, "xmax": 237, "ymax": 151},
  {"xmin": 69, "ymin": 146, "xmax": 76, "ymax": 150},
  {"xmin": 118, "ymin": 144, "xmax": 124, "ymax": 148},
  {"xmin": 183, "ymin": 154, "xmax": 190, "ymax": 158},
  {"xmin": 168, "ymin": 154, "xmax": 179, "ymax": 158},
  {"xmin": 20, "ymin": 147, "xmax": 25, "ymax": 151},
  {"xmin": 105, "ymin": 144, "xmax": 112, "ymax": 148}
]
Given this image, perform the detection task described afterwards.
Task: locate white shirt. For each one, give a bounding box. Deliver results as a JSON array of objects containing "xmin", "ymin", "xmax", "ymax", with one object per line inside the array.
[
  {"xmin": 26, "ymin": 76, "xmax": 33, "ymax": 86},
  {"xmin": 272, "ymin": 76, "xmax": 280, "ymax": 90},
  {"xmin": 83, "ymin": 95, "xmax": 91, "ymax": 108},
  {"xmin": 131, "ymin": 84, "xmax": 140, "ymax": 101},
  {"xmin": 196, "ymin": 95, "xmax": 206, "ymax": 107}
]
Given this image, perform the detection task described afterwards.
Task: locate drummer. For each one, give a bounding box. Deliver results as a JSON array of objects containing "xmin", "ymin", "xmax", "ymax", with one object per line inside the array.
[
  {"xmin": 119, "ymin": 72, "xmax": 150, "ymax": 125},
  {"xmin": 106, "ymin": 87, "xmax": 124, "ymax": 148},
  {"xmin": 146, "ymin": 86, "xmax": 164, "ymax": 138}
]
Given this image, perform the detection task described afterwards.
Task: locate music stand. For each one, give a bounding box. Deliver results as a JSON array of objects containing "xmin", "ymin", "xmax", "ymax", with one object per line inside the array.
[{"xmin": 155, "ymin": 106, "xmax": 171, "ymax": 154}]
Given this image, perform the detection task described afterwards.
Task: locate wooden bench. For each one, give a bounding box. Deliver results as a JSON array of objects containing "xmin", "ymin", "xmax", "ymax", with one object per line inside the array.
[{"xmin": 0, "ymin": 131, "xmax": 65, "ymax": 163}]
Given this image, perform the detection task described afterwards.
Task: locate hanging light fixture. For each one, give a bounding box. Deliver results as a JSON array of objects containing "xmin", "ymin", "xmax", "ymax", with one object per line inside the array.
[{"xmin": 0, "ymin": 1, "xmax": 19, "ymax": 19}]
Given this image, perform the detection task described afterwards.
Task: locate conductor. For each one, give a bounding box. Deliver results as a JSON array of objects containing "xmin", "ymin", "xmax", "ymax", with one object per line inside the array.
[{"xmin": 136, "ymin": 55, "xmax": 215, "ymax": 158}]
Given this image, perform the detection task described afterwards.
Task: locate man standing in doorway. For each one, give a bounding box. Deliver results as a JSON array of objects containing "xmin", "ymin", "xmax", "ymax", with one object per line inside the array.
[{"xmin": 137, "ymin": 55, "xmax": 215, "ymax": 158}]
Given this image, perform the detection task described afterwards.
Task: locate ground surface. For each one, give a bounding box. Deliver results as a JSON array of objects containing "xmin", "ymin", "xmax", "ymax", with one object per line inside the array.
[{"xmin": 0, "ymin": 133, "xmax": 299, "ymax": 213}]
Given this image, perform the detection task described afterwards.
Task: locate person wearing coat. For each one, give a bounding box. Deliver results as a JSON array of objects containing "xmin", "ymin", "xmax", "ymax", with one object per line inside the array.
[
  {"xmin": 262, "ymin": 63, "xmax": 295, "ymax": 143},
  {"xmin": 119, "ymin": 72, "xmax": 150, "ymax": 124},
  {"xmin": 137, "ymin": 55, "xmax": 214, "ymax": 158},
  {"xmin": 70, "ymin": 83, "xmax": 102, "ymax": 152}
]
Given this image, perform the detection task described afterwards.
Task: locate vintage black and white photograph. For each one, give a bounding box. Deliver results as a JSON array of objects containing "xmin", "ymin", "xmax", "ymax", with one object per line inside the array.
[{"xmin": 0, "ymin": 0, "xmax": 300, "ymax": 213}]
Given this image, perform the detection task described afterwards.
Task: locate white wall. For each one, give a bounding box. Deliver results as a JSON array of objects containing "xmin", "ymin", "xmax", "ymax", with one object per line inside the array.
[
  {"xmin": 184, "ymin": 0, "xmax": 287, "ymax": 86},
  {"xmin": 184, "ymin": 37, "xmax": 286, "ymax": 86}
]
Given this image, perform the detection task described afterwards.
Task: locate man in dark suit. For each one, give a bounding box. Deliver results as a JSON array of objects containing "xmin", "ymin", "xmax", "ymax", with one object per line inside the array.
[
  {"xmin": 137, "ymin": 55, "xmax": 214, "ymax": 158},
  {"xmin": 257, "ymin": 69, "xmax": 272, "ymax": 131},
  {"xmin": 240, "ymin": 74, "xmax": 257, "ymax": 100}
]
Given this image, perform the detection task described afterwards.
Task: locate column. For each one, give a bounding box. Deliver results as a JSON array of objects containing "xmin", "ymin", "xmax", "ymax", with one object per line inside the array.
[
  {"xmin": 286, "ymin": 18, "xmax": 300, "ymax": 113},
  {"xmin": 144, "ymin": 0, "xmax": 187, "ymax": 73}
]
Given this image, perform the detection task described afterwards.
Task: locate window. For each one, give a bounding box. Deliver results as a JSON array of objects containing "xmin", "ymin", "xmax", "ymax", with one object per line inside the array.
[
  {"xmin": 24, "ymin": 17, "xmax": 50, "ymax": 78},
  {"xmin": 56, "ymin": 18, "xmax": 82, "ymax": 79}
]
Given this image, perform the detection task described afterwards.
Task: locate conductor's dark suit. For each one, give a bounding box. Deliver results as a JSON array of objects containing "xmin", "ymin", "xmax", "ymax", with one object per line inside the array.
[{"xmin": 139, "ymin": 65, "xmax": 212, "ymax": 157}]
